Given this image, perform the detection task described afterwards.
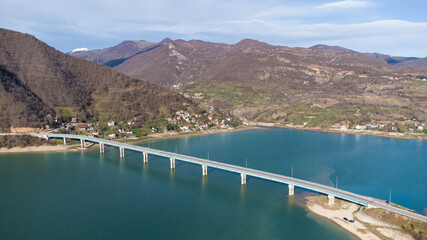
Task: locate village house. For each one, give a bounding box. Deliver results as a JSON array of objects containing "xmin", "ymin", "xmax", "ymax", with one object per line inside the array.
[
  {"xmin": 192, "ymin": 92, "xmax": 205, "ymax": 99},
  {"xmin": 180, "ymin": 125, "xmax": 190, "ymax": 132},
  {"xmin": 355, "ymin": 125, "xmax": 365, "ymax": 130},
  {"xmin": 90, "ymin": 132, "xmax": 99, "ymax": 137},
  {"xmin": 367, "ymin": 123, "xmax": 378, "ymax": 129},
  {"xmin": 78, "ymin": 125, "xmax": 88, "ymax": 131},
  {"xmin": 108, "ymin": 120, "xmax": 115, "ymax": 127},
  {"xmin": 107, "ymin": 133, "xmax": 116, "ymax": 139}
]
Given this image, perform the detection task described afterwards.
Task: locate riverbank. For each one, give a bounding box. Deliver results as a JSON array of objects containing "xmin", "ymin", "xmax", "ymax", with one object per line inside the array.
[{"xmin": 305, "ymin": 195, "xmax": 417, "ymax": 240}]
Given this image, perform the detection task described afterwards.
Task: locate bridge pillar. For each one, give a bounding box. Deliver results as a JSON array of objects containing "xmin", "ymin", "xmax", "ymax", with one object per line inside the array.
[
  {"xmin": 288, "ymin": 184, "xmax": 294, "ymax": 196},
  {"xmin": 99, "ymin": 143, "xmax": 104, "ymax": 154},
  {"xmin": 170, "ymin": 158, "xmax": 175, "ymax": 169},
  {"xmin": 63, "ymin": 137, "xmax": 67, "ymax": 146},
  {"xmin": 143, "ymin": 152, "xmax": 148, "ymax": 163},
  {"xmin": 328, "ymin": 195, "xmax": 335, "ymax": 205},
  {"xmin": 241, "ymin": 173, "xmax": 246, "ymax": 185},
  {"xmin": 120, "ymin": 147, "xmax": 124, "ymax": 158},
  {"xmin": 80, "ymin": 139, "xmax": 85, "ymax": 149},
  {"xmin": 202, "ymin": 165, "xmax": 208, "ymax": 176}
]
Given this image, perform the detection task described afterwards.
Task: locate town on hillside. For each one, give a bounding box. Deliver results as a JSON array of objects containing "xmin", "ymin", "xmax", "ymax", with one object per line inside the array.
[{"xmin": 47, "ymin": 106, "xmax": 241, "ymax": 140}]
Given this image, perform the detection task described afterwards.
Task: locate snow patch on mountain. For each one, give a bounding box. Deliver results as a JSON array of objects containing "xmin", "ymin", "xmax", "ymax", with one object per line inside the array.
[{"xmin": 70, "ymin": 48, "xmax": 89, "ymax": 54}]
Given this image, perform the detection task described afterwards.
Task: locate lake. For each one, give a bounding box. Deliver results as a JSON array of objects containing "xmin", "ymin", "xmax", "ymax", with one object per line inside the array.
[{"xmin": 1, "ymin": 127, "xmax": 425, "ymax": 239}]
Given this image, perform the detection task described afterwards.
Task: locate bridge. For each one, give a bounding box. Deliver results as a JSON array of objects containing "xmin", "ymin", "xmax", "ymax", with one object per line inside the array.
[{"xmin": 33, "ymin": 133, "xmax": 427, "ymax": 222}]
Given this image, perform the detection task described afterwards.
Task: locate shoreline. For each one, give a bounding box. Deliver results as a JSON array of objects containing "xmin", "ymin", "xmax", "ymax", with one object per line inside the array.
[
  {"xmin": 304, "ymin": 195, "xmax": 415, "ymax": 240},
  {"xmin": 116, "ymin": 126, "xmax": 261, "ymax": 145},
  {"xmin": 267, "ymin": 123, "xmax": 427, "ymax": 141},
  {"xmin": 0, "ymin": 144, "xmax": 85, "ymax": 153},
  {"xmin": 1, "ymin": 123, "xmax": 424, "ymax": 153},
  {"xmin": 0, "ymin": 127, "xmax": 258, "ymax": 153}
]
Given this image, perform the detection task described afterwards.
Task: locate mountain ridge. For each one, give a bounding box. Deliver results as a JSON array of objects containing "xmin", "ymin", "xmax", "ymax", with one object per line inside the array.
[
  {"xmin": 71, "ymin": 40, "xmax": 426, "ymax": 68},
  {"xmin": 74, "ymin": 37, "xmax": 427, "ymax": 125}
]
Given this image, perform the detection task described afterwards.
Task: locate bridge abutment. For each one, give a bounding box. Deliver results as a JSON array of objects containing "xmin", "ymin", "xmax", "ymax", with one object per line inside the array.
[
  {"xmin": 328, "ymin": 195, "xmax": 335, "ymax": 205},
  {"xmin": 170, "ymin": 158, "xmax": 175, "ymax": 169},
  {"xmin": 202, "ymin": 165, "xmax": 207, "ymax": 176},
  {"xmin": 241, "ymin": 173, "xmax": 246, "ymax": 185},
  {"xmin": 80, "ymin": 139, "xmax": 85, "ymax": 149},
  {"xmin": 288, "ymin": 184, "xmax": 295, "ymax": 196},
  {"xmin": 63, "ymin": 137, "xmax": 67, "ymax": 146}
]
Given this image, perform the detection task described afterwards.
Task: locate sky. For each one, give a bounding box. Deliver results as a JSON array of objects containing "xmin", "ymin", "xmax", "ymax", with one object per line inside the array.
[{"xmin": 1, "ymin": 0, "xmax": 427, "ymax": 57}]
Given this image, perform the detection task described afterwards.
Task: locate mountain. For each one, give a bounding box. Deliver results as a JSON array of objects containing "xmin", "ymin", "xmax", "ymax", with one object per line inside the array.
[
  {"xmin": 73, "ymin": 38, "xmax": 427, "ymax": 125},
  {"xmin": 310, "ymin": 44, "xmax": 422, "ymax": 66},
  {"xmin": 114, "ymin": 38, "xmax": 230, "ymax": 85},
  {"xmin": 394, "ymin": 57, "xmax": 427, "ymax": 68},
  {"xmin": 309, "ymin": 44, "xmax": 352, "ymax": 52},
  {"xmin": 362, "ymin": 53, "xmax": 419, "ymax": 66},
  {"xmin": 70, "ymin": 40, "xmax": 156, "ymax": 67},
  {"xmin": 0, "ymin": 28, "xmax": 196, "ymax": 130}
]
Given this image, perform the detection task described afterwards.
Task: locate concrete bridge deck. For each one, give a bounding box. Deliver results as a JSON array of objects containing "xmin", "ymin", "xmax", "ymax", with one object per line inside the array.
[{"xmin": 39, "ymin": 133, "xmax": 427, "ymax": 223}]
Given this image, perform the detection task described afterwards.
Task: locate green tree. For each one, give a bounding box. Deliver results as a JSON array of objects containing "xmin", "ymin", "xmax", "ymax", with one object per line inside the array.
[{"xmin": 397, "ymin": 123, "xmax": 407, "ymax": 133}]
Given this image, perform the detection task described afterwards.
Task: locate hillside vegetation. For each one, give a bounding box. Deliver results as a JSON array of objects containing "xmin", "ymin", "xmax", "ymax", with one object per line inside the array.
[{"xmin": 0, "ymin": 28, "xmax": 198, "ymax": 131}]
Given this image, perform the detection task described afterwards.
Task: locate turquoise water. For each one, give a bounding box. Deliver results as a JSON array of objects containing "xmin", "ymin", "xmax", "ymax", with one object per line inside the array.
[
  {"xmin": 1, "ymin": 127, "xmax": 426, "ymax": 239},
  {"xmin": 145, "ymin": 128, "xmax": 427, "ymax": 212}
]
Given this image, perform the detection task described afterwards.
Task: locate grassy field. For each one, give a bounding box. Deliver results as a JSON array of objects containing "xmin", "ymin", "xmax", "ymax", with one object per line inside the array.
[{"xmin": 183, "ymin": 81, "xmax": 285, "ymax": 106}]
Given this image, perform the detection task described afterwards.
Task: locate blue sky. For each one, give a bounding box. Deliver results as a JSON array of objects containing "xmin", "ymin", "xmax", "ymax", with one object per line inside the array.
[{"xmin": 1, "ymin": 0, "xmax": 426, "ymax": 57}]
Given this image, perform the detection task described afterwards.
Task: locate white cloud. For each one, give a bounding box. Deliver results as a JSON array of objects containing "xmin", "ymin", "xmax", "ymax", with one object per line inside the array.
[
  {"xmin": 317, "ymin": 0, "xmax": 371, "ymax": 10},
  {"xmin": 1, "ymin": 0, "xmax": 426, "ymax": 56}
]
